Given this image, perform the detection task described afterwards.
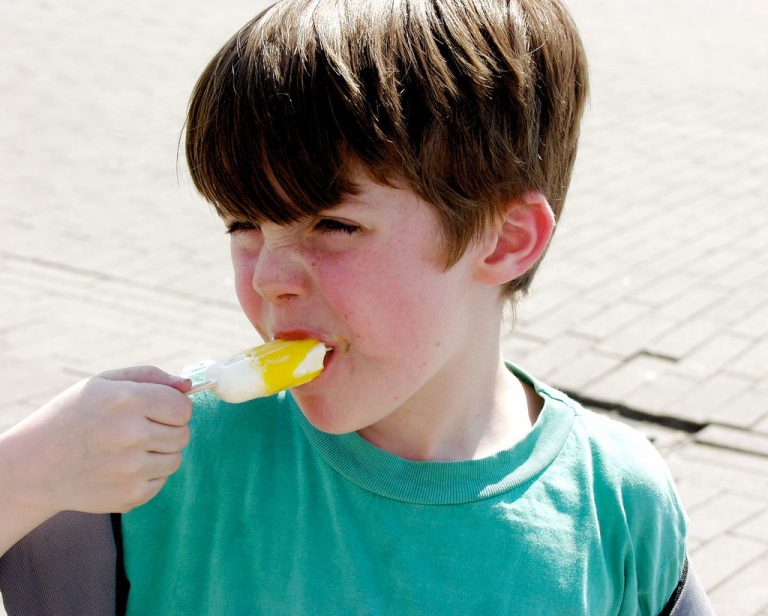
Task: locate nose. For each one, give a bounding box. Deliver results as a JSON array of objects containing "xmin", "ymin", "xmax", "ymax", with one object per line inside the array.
[{"xmin": 250, "ymin": 244, "xmax": 309, "ymax": 303}]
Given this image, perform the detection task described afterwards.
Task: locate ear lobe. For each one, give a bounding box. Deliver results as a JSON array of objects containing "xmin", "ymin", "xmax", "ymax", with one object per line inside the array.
[{"xmin": 476, "ymin": 191, "xmax": 555, "ymax": 285}]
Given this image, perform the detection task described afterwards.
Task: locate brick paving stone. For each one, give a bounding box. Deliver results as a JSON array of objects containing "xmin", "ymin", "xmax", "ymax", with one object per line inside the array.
[
  {"xmin": 685, "ymin": 247, "xmax": 754, "ymax": 281},
  {"xmin": 506, "ymin": 333, "xmax": 594, "ymax": 379},
  {"xmin": 708, "ymin": 553, "xmax": 768, "ymax": 616},
  {"xmin": 622, "ymin": 371, "xmax": 699, "ymax": 418},
  {"xmin": 672, "ymin": 481, "xmax": 721, "ymax": 514},
  {"xmin": 628, "ymin": 273, "xmax": 697, "ymax": 307},
  {"xmin": 675, "ymin": 332, "xmax": 755, "ymax": 380},
  {"xmin": 685, "ymin": 492, "xmax": 766, "ymax": 543},
  {"xmin": 691, "ymin": 535, "xmax": 767, "ymax": 592},
  {"xmin": 659, "ymin": 286, "xmax": 730, "ymax": 323},
  {"xmin": 535, "ymin": 255, "xmax": 624, "ymax": 292},
  {"xmin": 715, "ymin": 260, "xmax": 768, "ymax": 291},
  {"xmin": 679, "ymin": 443, "xmax": 768, "ymax": 482},
  {"xmin": 515, "ymin": 283, "xmax": 581, "ymax": 327},
  {"xmin": 665, "ymin": 446, "xmax": 768, "ymax": 500},
  {"xmin": 754, "ymin": 415, "xmax": 768, "ymax": 435},
  {"xmin": 517, "ymin": 297, "xmax": 605, "ymax": 340},
  {"xmin": 545, "ymin": 350, "xmax": 622, "ymax": 393},
  {"xmin": 594, "ymin": 410, "xmax": 692, "ymax": 454},
  {"xmin": 570, "ymin": 300, "xmax": 647, "ymax": 340},
  {"xmin": 729, "ymin": 339, "xmax": 768, "ymax": 380},
  {"xmin": 734, "ymin": 509, "xmax": 768, "ymax": 545},
  {"xmin": 707, "ymin": 387, "xmax": 768, "ymax": 430},
  {"xmin": 731, "ymin": 304, "xmax": 768, "ymax": 340},
  {"xmin": 646, "ymin": 317, "xmax": 724, "ymax": 360},
  {"xmin": 500, "ymin": 331, "xmax": 543, "ymax": 363},
  {"xmin": 527, "ymin": 259, "xmax": 582, "ymax": 290},
  {"xmin": 695, "ymin": 425, "xmax": 768, "ymax": 458},
  {"xmin": 595, "ymin": 310, "xmax": 679, "ymax": 358},
  {"xmin": 669, "ymin": 374, "xmax": 754, "ymax": 424},
  {"xmin": 707, "ymin": 288, "xmax": 768, "ymax": 328},
  {"xmin": 581, "ymin": 354, "xmax": 676, "ymax": 404},
  {"xmin": 576, "ymin": 264, "xmax": 659, "ymax": 302}
]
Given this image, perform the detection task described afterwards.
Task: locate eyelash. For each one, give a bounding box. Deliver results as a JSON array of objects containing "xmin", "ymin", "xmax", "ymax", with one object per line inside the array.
[
  {"xmin": 314, "ymin": 219, "xmax": 360, "ymax": 235},
  {"xmin": 225, "ymin": 219, "xmax": 360, "ymax": 236},
  {"xmin": 225, "ymin": 221, "xmax": 258, "ymax": 235}
]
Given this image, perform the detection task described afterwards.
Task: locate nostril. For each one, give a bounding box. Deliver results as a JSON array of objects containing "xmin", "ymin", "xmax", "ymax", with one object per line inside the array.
[{"xmin": 275, "ymin": 292, "xmax": 300, "ymax": 302}]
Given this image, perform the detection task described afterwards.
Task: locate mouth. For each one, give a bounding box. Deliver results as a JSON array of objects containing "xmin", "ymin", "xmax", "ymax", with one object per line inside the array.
[
  {"xmin": 270, "ymin": 329, "xmax": 349, "ymax": 372},
  {"xmin": 322, "ymin": 347, "xmax": 335, "ymax": 371}
]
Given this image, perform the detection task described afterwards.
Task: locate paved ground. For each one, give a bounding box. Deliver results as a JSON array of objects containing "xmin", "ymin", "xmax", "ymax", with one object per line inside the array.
[{"xmin": 1, "ymin": 0, "xmax": 767, "ymax": 613}]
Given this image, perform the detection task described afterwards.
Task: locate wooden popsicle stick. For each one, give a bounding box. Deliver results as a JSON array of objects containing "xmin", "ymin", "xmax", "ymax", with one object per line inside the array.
[{"xmin": 186, "ymin": 380, "xmax": 216, "ymax": 397}]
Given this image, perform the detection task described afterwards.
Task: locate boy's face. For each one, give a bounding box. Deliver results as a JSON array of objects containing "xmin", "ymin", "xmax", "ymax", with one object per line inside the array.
[{"xmin": 228, "ymin": 172, "xmax": 497, "ymax": 434}]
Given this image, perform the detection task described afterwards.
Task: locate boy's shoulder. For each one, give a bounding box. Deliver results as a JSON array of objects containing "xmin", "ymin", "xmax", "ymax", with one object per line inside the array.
[
  {"xmin": 529, "ymin": 376, "xmax": 688, "ymax": 614},
  {"xmin": 518, "ymin": 363, "xmax": 683, "ymax": 503}
]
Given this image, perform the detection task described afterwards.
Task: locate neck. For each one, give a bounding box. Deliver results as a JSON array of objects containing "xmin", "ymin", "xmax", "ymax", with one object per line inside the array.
[{"xmin": 357, "ymin": 335, "xmax": 540, "ymax": 462}]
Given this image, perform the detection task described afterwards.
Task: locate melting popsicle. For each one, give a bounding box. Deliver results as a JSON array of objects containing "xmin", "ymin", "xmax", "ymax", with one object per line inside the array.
[{"xmin": 187, "ymin": 339, "xmax": 328, "ymax": 403}]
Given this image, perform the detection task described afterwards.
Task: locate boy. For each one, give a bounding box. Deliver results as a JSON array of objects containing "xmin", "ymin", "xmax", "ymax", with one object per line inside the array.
[
  {"xmin": 1, "ymin": 0, "xmax": 700, "ymax": 613},
  {"xmin": 125, "ymin": 0, "xmax": 689, "ymax": 613}
]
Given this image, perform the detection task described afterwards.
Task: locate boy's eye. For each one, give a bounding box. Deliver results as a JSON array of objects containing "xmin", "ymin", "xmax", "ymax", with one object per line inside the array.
[
  {"xmin": 225, "ymin": 221, "xmax": 260, "ymax": 235},
  {"xmin": 314, "ymin": 218, "xmax": 360, "ymax": 235}
]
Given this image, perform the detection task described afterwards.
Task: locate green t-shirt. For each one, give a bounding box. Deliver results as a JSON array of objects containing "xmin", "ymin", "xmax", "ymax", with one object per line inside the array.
[{"xmin": 122, "ymin": 365, "xmax": 686, "ymax": 615}]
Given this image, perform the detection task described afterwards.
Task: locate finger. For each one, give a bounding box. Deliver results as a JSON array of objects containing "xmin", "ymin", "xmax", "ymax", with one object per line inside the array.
[
  {"xmin": 142, "ymin": 385, "xmax": 193, "ymax": 427},
  {"xmin": 99, "ymin": 366, "xmax": 192, "ymax": 393},
  {"xmin": 145, "ymin": 452, "xmax": 183, "ymax": 481},
  {"xmin": 143, "ymin": 422, "xmax": 190, "ymax": 454},
  {"xmin": 142, "ymin": 477, "xmax": 168, "ymax": 503},
  {"xmin": 107, "ymin": 380, "xmax": 193, "ymax": 427},
  {"xmin": 121, "ymin": 477, "xmax": 168, "ymax": 512}
]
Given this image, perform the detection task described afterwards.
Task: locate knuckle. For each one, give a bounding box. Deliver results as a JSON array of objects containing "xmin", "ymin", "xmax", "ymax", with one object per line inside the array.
[
  {"xmin": 179, "ymin": 426, "xmax": 191, "ymax": 448},
  {"xmin": 110, "ymin": 386, "xmax": 140, "ymax": 413},
  {"xmin": 124, "ymin": 484, "xmax": 148, "ymax": 509},
  {"xmin": 116, "ymin": 420, "xmax": 144, "ymax": 448},
  {"xmin": 170, "ymin": 453, "xmax": 183, "ymax": 473},
  {"xmin": 172, "ymin": 397, "xmax": 193, "ymax": 424}
]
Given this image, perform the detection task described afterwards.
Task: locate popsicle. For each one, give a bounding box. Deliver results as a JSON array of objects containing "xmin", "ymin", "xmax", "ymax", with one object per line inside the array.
[{"xmin": 187, "ymin": 339, "xmax": 328, "ymax": 403}]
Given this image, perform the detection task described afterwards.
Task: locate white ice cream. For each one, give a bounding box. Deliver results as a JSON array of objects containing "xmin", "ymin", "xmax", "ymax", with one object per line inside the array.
[
  {"xmin": 293, "ymin": 342, "xmax": 327, "ymax": 377},
  {"xmin": 205, "ymin": 354, "xmax": 267, "ymax": 403}
]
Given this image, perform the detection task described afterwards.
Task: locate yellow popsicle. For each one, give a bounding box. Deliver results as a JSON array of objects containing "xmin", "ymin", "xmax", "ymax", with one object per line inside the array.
[{"xmin": 188, "ymin": 339, "xmax": 328, "ymax": 403}]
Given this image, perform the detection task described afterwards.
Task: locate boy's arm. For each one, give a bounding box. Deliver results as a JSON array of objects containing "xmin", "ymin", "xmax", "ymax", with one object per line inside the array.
[
  {"xmin": 0, "ymin": 367, "xmax": 192, "ymax": 556},
  {"xmin": 660, "ymin": 556, "xmax": 715, "ymax": 616}
]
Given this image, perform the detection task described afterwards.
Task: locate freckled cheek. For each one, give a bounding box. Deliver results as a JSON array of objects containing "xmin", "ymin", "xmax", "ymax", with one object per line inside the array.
[
  {"xmin": 231, "ymin": 250, "xmax": 262, "ymax": 315},
  {"xmin": 317, "ymin": 261, "xmax": 437, "ymax": 352}
]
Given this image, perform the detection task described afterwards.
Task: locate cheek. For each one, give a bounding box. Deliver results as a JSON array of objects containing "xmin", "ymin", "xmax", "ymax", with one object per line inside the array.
[
  {"xmin": 318, "ymin": 252, "xmax": 448, "ymax": 351},
  {"xmin": 231, "ymin": 249, "xmax": 262, "ymax": 320}
]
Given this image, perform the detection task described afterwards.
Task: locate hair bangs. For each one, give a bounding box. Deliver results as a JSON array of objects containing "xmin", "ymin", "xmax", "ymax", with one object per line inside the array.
[{"xmin": 185, "ymin": 2, "xmax": 403, "ymax": 225}]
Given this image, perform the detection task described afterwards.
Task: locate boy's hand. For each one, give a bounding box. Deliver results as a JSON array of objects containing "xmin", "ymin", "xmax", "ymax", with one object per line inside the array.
[{"xmin": 2, "ymin": 367, "xmax": 193, "ymax": 518}]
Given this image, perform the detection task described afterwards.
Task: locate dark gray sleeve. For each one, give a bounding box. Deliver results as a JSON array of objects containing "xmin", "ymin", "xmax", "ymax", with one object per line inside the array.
[{"xmin": 0, "ymin": 512, "xmax": 119, "ymax": 616}]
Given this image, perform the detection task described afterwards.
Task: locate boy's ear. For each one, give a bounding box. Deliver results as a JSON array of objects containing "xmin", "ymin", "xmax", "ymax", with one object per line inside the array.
[{"xmin": 475, "ymin": 191, "xmax": 555, "ymax": 285}]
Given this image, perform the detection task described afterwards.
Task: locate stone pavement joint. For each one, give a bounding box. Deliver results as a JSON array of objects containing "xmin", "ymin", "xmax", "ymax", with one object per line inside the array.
[{"xmin": 695, "ymin": 426, "xmax": 768, "ymax": 459}]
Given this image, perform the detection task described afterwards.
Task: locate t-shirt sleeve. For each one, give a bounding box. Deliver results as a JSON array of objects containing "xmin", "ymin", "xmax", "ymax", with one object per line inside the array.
[
  {"xmin": 586, "ymin": 413, "xmax": 688, "ymax": 615},
  {"xmin": 625, "ymin": 447, "xmax": 687, "ymax": 614}
]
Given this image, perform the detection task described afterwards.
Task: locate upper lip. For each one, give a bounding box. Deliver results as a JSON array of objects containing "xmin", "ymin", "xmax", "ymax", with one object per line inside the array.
[{"xmin": 272, "ymin": 328, "xmax": 334, "ymax": 348}]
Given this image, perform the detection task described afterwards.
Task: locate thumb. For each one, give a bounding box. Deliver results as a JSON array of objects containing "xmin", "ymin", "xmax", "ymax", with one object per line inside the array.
[{"xmin": 98, "ymin": 366, "xmax": 192, "ymax": 393}]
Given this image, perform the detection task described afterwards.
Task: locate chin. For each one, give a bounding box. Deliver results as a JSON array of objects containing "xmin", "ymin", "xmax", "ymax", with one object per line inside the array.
[{"xmin": 291, "ymin": 393, "xmax": 361, "ymax": 435}]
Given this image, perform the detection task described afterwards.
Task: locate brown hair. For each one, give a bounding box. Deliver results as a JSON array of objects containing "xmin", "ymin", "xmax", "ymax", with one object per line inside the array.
[{"xmin": 186, "ymin": 0, "xmax": 588, "ymax": 299}]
